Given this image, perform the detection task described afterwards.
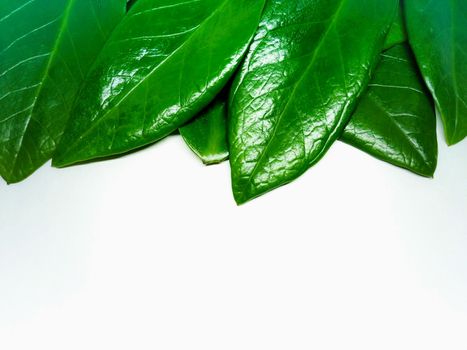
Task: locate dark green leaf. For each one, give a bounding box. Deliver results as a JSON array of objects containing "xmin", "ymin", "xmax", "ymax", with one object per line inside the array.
[
  {"xmin": 342, "ymin": 44, "xmax": 438, "ymax": 177},
  {"xmin": 180, "ymin": 97, "xmax": 228, "ymax": 165},
  {"xmin": 229, "ymin": 0, "xmax": 397, "ymax": 204},
  {"xmin": 53, "ymin": 0, "xmax": 266, "ymax": 168},
  {"xmin": 0, "ymin": 0, "xmax": 125, "ymax": 183},
  {"xmin": 405, "ymin": 0, "xmax": 467, "ymax": 145}
]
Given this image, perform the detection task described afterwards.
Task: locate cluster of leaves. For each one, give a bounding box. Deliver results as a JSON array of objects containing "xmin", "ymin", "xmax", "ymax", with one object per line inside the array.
[{"xmin": 0, "ymin": 0, "xmax": 465, "ymax": 204}]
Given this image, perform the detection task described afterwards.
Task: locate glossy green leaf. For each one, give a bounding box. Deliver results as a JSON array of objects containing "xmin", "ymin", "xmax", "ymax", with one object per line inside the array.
[
  {"xmin": 177, "ymin": 44, "xmax": 438, "ymax": 176},
  {"xmin": 405, "ymin": 0, "xmax": 467, "ymax": 145},
  {"xmin": 53, "ymin": 0, "xmax": 266, "ymax": 168},
  {"xmin": 180, "ymin": 97, "xmax": 228, "ymax": 165},
  {"xmin": 0, "ymin": 0, "xmax": 125, "ymax": 183},
  {"xmin": 175, "ymin": 5, "xmax": 412, "ymax": 169},
  {"xmin": 184, "ymin": 5, "xmax": 408, "ymax": 168},
  {"xmin": 229, "ymin": 0, "xmax": 397, "ymax": 204},
  {"xmin": 384, "ymin": 3, "xmax": 407, "ymax": 50},
  {"xmin": 342, "ymin": 44, "xmax": 437, "ymax": 177}
]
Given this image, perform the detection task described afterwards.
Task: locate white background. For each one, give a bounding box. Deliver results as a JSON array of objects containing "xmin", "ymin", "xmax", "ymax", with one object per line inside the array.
[{"xmin": 0, "ymin": 124, "xmax": 466, "ymax": 350}]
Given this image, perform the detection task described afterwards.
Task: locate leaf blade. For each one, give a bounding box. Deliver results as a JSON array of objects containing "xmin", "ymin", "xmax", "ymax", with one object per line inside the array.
[
  {"xmin": 53, "ymin": 0, "xmax": 266, "ymax": 167},
  {"xmin": 229, "ymin": 0, "xmax": 397, "ymax": 204},
  {"xmin": 342, "ymin": 44, "xmax": 438, "ymax": 177},
  {"xmin": 405, "ymin": 0, "xmax": 467, "ymax": 145},
  {"xmin": 0, "ymin": 0, "xmax": 126, "ymax": 183},
  {"xmin": 180, "ymin": 97, "xmax": 229, "ymax": 165}
]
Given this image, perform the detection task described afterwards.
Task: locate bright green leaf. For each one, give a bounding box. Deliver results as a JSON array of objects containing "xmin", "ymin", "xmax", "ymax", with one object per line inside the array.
[
  {"xmin": 229, "ymin": 0, "xmax": 397, "ymax": 204},
  {"xmin": 405, "ymin": 0, "xmax": 467, "ymax": 145},
  {"xmin": 180, "ymin": 97, "xmax": 228, "ymax": 165},
  {"xmin": 53, "ymin": 0, "xmax": 266, "ymax": 167},
  {"xmin": 0, "ymin": 0, "xmax": 125, "ymax": 183},
  {"xmin": 342, "ymin": 44, "xmax": 438, "ymax": 177}
]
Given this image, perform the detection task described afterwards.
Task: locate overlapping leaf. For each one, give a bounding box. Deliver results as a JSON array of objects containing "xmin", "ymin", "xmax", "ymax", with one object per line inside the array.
[
  {"xmin": 342, "ymin": 44, "xmax": 437, "ymax": 176},
  {"xmin": 180, "ymin": 44, "xmax": 438, "ymax": 178},
  {"xmin": 0, "ymin": 0, "xmax": 464, "ymax": 204},
  {"xmin": 53, "ymin": 0, "xmax": 266, "ymax": 167},
  {"xmin": 0, "ymin": 0, "xmax": 125, "ymax": 183},
  {"xmin": 405, "ymin": 0, "xmax": 467, "ymax": 145},
  {"xmin": 384, "ymin": 4, "xmax": 407, "ymax": 50},
  {"xmin": 229, "ymin": 0, "xmax": 397, "ymax": 203},
  {"xmin": 180, "ymin": 97, "xmax": 228, "ymax": 165}
]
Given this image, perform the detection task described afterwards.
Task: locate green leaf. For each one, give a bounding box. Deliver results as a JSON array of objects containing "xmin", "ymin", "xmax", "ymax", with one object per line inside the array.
[
  {"xmin": 0, "ymin": 0, "xmax": 125, "ymax": 183},
  {"xmin": 180, "ymin": 97, "xmax": 228, "ymax": 165},
  {"xmin": 176, "ymin": 44, "xmax": 438, "ymax": 176},
  {"xmin": 342, "ymin": 44, "xmax": 438, "ymax": 177},
  {"xmin": 53, "ymin": 0, "xmax": 266, "ymax": 168},
  {"xmin": 229, "ymin": 0, "xmax": 397, "ymax": 204},
  {"xmin": 405, "ymin": 0, "xmax": 467, "ymax": 145},
  {"xmin": 384, "ymin": 3, "xmax": 407, "ymax": 50},
  {"xmin": 178, "ymin": 3, "xmax": 407, "ymax": 168}
]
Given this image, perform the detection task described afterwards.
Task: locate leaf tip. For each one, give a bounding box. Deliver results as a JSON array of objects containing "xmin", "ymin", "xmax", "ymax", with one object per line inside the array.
[
  {"xmin": 446, "ymin": 134, "xmax": 466, "ymax": 147},
  {"xmin": 232, "ymin": 185, "xmax": 263, "ymax": 205}
]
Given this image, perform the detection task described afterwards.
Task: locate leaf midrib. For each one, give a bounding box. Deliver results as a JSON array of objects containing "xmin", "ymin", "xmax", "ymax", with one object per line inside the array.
[
  {"xmin": 10, "ymin": 0, "xmax": 77, "ymax": 177},
  {"xmin": 60, "ymin": 0, "xmax": 233, "ymax": 160},
  {"xmin": 239, "ymin": 0, "xmax": 348, "ymax": 191},
  {"xmin": 367, "ymin": 89, "xmax": 432, "ymax": 166}
]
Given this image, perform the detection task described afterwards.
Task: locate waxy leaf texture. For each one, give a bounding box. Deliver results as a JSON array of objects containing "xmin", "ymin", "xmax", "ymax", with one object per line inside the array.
[
  {"xmin": 53, "ymin": 0, "xmax": 265, "ymax": 167},
  {"xmin": 342, "ymin": 44, "xmax": 438, "ymax": 177},
  {"xmin": 229, "ymin": 0, "xmax": 398, "ymax": 204},
  {"xmin": 0, "ymin": 0, "xmax": 125, "ymax": 183},
  {"xmin": 0, "ymin": 0, "xmax": 464, "ymax": 204},
  {"xmin": 184, "ymin": 44, "xmax": 438, "ymax": 177}
]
